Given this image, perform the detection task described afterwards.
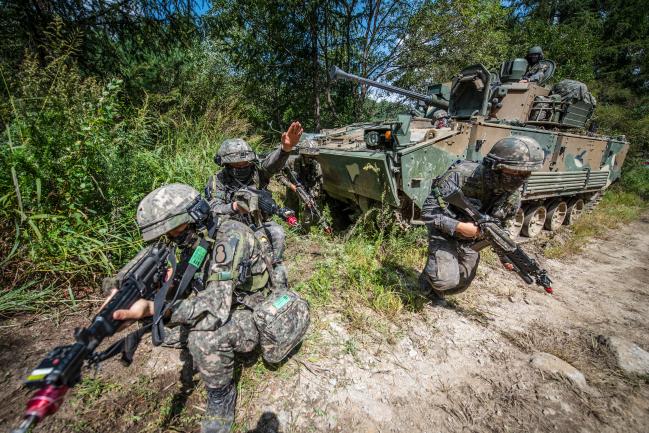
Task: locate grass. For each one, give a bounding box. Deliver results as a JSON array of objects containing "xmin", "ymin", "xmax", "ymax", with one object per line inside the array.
[
  {"xmin": 0, "ymin": 281, "xmax": 56, "ymax": 317},
  {"xmin": 73, "ymin": 377, "xmax": 123, "ymax": 403},
  {"xmin": 544, "ymin": 189, "xmax": 647, "ymax": 258}
]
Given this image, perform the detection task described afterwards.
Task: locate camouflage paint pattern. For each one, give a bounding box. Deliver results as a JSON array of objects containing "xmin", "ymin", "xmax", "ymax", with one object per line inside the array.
[
  {"xmin": 313, "ymin": 62, "xmax": 629, "ymax": 216},
  {"xmin": 136, "ymin": 183, "xmax": 199, "ymax": 241},
  {"xmin": 315, "ymin": 116, "xmax": 629, "ymax": 212},
  {"xmin": 316, "ymin": 150, "xmax": 400, "ymax": 208},
  {"xmin": 217, "ymin": 138, "xmax": 256, "ymax": 164}
]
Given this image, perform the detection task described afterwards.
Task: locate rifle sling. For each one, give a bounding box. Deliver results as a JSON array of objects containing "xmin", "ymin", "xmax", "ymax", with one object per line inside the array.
[
  {"xmin": 152, "ymin": 223, "xmax": 217, "ymax": 346},
  {"xmin": 93, "ymin": 322, "xmax": 152, "ymax": 366}
]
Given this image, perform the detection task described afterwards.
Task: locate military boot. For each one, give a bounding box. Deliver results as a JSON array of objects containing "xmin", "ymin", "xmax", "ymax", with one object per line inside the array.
[
  {"xmin": 202, "ymin": 381, "xmax": 236, "ymax": 433},
  {"xmin": 418, "ymin": 274, "xmax": 447, "ymax": 307}
]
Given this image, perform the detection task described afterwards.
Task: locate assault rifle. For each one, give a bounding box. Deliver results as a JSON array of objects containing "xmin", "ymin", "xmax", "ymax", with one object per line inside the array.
[
  {"xmin": 12, "ymin": 244, "xmax": 174, "ymax": 433},
  {"xmin": 233, "ymin": 187, "xmax": 298, "ymax": 228},
  {"xmin": 445, "ymin": 189, "xmax": 553, "ymax": 294},
  {"xmin": 279, "ymin": 167, "xmax": 332, "ymax": 234}
]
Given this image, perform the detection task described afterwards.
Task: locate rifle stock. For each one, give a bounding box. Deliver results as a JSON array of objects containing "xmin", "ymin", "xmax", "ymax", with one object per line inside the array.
[{"xmin": 445, "ymin": 190, "xmax": 553, "ymax": 294}]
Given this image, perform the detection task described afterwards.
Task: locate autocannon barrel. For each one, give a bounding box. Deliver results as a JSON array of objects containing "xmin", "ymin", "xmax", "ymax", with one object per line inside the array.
[{"xmin": 329, "ymin": 66, "xmax": 449, "ymax": 109}]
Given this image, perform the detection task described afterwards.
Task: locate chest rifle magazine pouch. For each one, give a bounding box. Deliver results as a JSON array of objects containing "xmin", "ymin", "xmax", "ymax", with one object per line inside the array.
[{"xmin": 253, "ymin": 290, "xmax": 310, "ymax": 363}]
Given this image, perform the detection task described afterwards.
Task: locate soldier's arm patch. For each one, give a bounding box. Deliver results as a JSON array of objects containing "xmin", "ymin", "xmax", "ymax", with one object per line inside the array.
[{"xmin": 214, "ymin": 243, "xmax": 228, "ymax": 264}]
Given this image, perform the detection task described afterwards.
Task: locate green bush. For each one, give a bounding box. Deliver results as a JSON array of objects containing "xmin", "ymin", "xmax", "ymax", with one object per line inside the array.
[{"xmin": 0, "ymin": 32, "xmax": 250, "ymax": 314}]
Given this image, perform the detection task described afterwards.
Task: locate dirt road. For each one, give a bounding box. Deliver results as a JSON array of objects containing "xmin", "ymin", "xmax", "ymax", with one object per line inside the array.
[
  {"xmin": 1, "ymin": 214, "xmax": 648, "ymax": 433},
  {"xmin": 245, "ymin": 214, "xmax": 649, "ymax": 433}
]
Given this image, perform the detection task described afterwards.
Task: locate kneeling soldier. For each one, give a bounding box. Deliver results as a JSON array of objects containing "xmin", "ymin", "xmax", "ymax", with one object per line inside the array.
[
  {"xmin": 104, "ymin": 184, "xmax": 309, "ymax": 432},
  {"xmin": 419, "ymin": 137, "xmax": 545, "ymax": 298}
]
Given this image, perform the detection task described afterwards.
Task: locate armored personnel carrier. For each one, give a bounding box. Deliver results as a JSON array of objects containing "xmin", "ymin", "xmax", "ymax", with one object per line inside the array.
[{"xmin": 298, "ymin": 59, "xmax": 629, "ymax": 237}]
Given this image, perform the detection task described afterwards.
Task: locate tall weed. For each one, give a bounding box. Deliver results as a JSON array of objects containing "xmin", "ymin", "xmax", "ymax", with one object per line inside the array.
[{"xmin": 0, "ymin": 25, "xmax": 250, "ymax": 315}]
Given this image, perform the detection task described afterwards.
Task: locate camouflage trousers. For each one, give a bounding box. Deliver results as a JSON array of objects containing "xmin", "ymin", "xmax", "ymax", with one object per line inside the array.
[
  {"xmin": 187, "ymin": 309, "xmax": 259, "ymax": 388},
  {"xmin": 418, "ymin": 234, "xmax": 480, "ymax": 297},
  {"xmin": 260, "ymin": 221, "xmax": 288, "ymax": 289}
]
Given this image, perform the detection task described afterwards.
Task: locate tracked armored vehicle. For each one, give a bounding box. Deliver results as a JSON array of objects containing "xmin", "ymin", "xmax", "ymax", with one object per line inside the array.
[{"xmin": 300, "ymin": 60, "xmax": 629, "ymax": 237}]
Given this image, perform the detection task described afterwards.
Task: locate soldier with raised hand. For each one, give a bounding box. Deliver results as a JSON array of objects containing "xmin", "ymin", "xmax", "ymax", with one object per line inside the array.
[
  {"xmin": 206, "ymin": 121, "xmax": 304, "ymax": 289},
  {"xmin": 104, "ymin": 184, "xmax": 309, "ymax": 433},
  {"xmin": 520, "ymin": 46, "xmax": 549, "ymax": 83},
  {"xmin": 418, "ymin": 136, "xmax": 545, "ymax": 299}
]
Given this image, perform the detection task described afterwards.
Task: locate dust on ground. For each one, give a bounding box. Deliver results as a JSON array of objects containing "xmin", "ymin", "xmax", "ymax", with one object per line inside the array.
[{"xmin": 1, "ymin": 215, "xmax": 648, "ymax": 433}]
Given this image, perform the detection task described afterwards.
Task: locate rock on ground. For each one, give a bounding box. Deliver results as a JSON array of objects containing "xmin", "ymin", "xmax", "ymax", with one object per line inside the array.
[
  {"xmin": 529, "ymin": 351, "xmax": 589, "ymax": 390},
  {"xmin": 598, "ymin": 335, "xmax": 649, "ymax": 376}
]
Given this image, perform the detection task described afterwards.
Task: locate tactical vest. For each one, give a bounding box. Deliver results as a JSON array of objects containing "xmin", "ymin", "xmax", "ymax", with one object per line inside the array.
[{"xmin": 433, "ymin": 160, "xmax": 519, "ymax": 221}]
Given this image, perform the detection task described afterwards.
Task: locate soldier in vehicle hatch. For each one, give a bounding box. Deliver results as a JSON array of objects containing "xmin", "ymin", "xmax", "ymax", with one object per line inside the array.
[
  {"xmin": 418, "ymin": 136, "xmax": 545, "ymax": 299},
  {"xmin": 520, "ymin": 46, "xmax": 549, "ymax": 83},
  {"xmin": 205, "ymin": 122, "xmax": 303, "ymax": 289}
]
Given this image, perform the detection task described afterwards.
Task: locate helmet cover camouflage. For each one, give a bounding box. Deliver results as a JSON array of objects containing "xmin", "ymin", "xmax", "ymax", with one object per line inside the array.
[
  {"xmin": 216, "ymin": 138, "xmax": 256, "ymax": 165},
  {"xmin": 484, "ymin": 136, "xmax": 545, "ymax": 173},
  {"xmin": 433, "ymin": 109, "xmax": 448, "ymax": 120},
  {"xmin": 298, "ymin": 137, "xmax": 320, "ymax": 156},
  {"xmin": 526, "ymin": 46, "xmax": 544, "ymax": 61},
  {"xmin": 137, "ymin": 183, "xmax": 200, "ymax": 241}
]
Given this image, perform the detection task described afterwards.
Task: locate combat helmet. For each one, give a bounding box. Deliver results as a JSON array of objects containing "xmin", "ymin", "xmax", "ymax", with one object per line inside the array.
[
  {"xmin": 526, "ymin": 46, "xmax": 544, "ymax": 62},
  {"xmin": 483, "ymin": 136, "xmax": 545, "ymax": 173},
  {"xmin": 433, "ymin": 109, "xmax": 448, "ymax": 120},
  {"xmin": 215, "ymin": 138, "xmax": 256, "ymax": 166},
  {"xmin": 137, "ymin": 183, "xmax": 201, "ymax": 241}
]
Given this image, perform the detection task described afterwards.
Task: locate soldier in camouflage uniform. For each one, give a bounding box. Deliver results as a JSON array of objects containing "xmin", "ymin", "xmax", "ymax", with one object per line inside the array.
[
  {"xmin": 104, "ymin": 183, "xmax": 308, "ymax": 433},
  {"xmin": 419, "ymin": 136, "xmax": 545, "ymax": 298},
  {"xmin": 205, "ymin": 122, "xmax": 304, "ymax": 289},
  {"xmin": 521, "ymin": 46, "xmax": 549, "ymax": 83}
]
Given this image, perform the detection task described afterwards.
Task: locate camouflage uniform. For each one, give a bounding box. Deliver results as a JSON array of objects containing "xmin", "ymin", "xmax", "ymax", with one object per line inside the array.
[
  {"xmin": 206, "ymin": 139, "xmax": 291, "ymax": 288},
  {"xmin": 523, "ymin": 62, "xmax": 549, "ymax": 83},
  {"xmin": 523, "ymin": 46, "xmax": 548, "ymax": 83},
  {"xmin": 419, "ymin": 136, "xmax": 545, "ymax": 297},
  {"xmin": 108, "ymin": 184, "xmax": 303, "ymax": 433},
  {"xmin": 279, "ymin": 139, "xmax": 323, "ymax": 230},
  {"xmin": 419, "ymin": 161, "xmax": 521, "ymax": 296},
  {"xmin": 166, "ymin": 219, "xmax": 272, "ymax": 388}
]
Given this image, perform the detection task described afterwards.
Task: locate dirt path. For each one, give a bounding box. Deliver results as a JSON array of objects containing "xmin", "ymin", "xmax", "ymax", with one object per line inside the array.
[
  {"xmin": 245, "ymin": 214, "xmax": 649, "ymax": 433},
  {"xmin": 1, "ymin": 215, "xmax": 648, "ymax": 433}
]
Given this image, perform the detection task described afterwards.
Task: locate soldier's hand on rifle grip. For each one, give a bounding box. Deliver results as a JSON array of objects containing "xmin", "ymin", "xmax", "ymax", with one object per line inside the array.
[
  {"xmin": 232, "ymin": 201, "xmax": 250, "ymax": 214},
  {"xmin": 101, "ymin": 289, "xmax": 154, "ymax": 331},
  {"xmin": 455, "ymin": 222, "xmax": 480, "ymax": 238},
  {"xmin": 503, "ymin": 263, "xmax": 514, "ymax": 271},
  {"xmin": 113, "ymin": 299, "xmax": 154, "ymax": 322}
]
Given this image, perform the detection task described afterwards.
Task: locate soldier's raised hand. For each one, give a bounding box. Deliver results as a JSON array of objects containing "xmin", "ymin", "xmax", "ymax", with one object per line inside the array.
[{"xmin": 281, "ymin": 121, "xmax": 304, "ymax": 152}]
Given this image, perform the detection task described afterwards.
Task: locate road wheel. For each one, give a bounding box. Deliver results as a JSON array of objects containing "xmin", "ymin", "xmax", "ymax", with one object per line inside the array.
[
  {"xmin": 506, "ymin": 207, "xmax": 525, "ymax": 238},
  {"xmin": 544, "ymin": 201, "xmax": 568, "ymax": 231},
  {"xmin": 564, "ymin": 198, "xmax": 585, "ymax": 225},
  {"xmin": 521, "ymin": 205, "xmax": 546, "ymax": 238}
]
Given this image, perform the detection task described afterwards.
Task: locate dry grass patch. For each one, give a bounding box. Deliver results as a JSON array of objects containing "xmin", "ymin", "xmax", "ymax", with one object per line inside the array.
[{"xmin": 544, "ymin": 189, "xmax": 646, "ymax": 259}]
